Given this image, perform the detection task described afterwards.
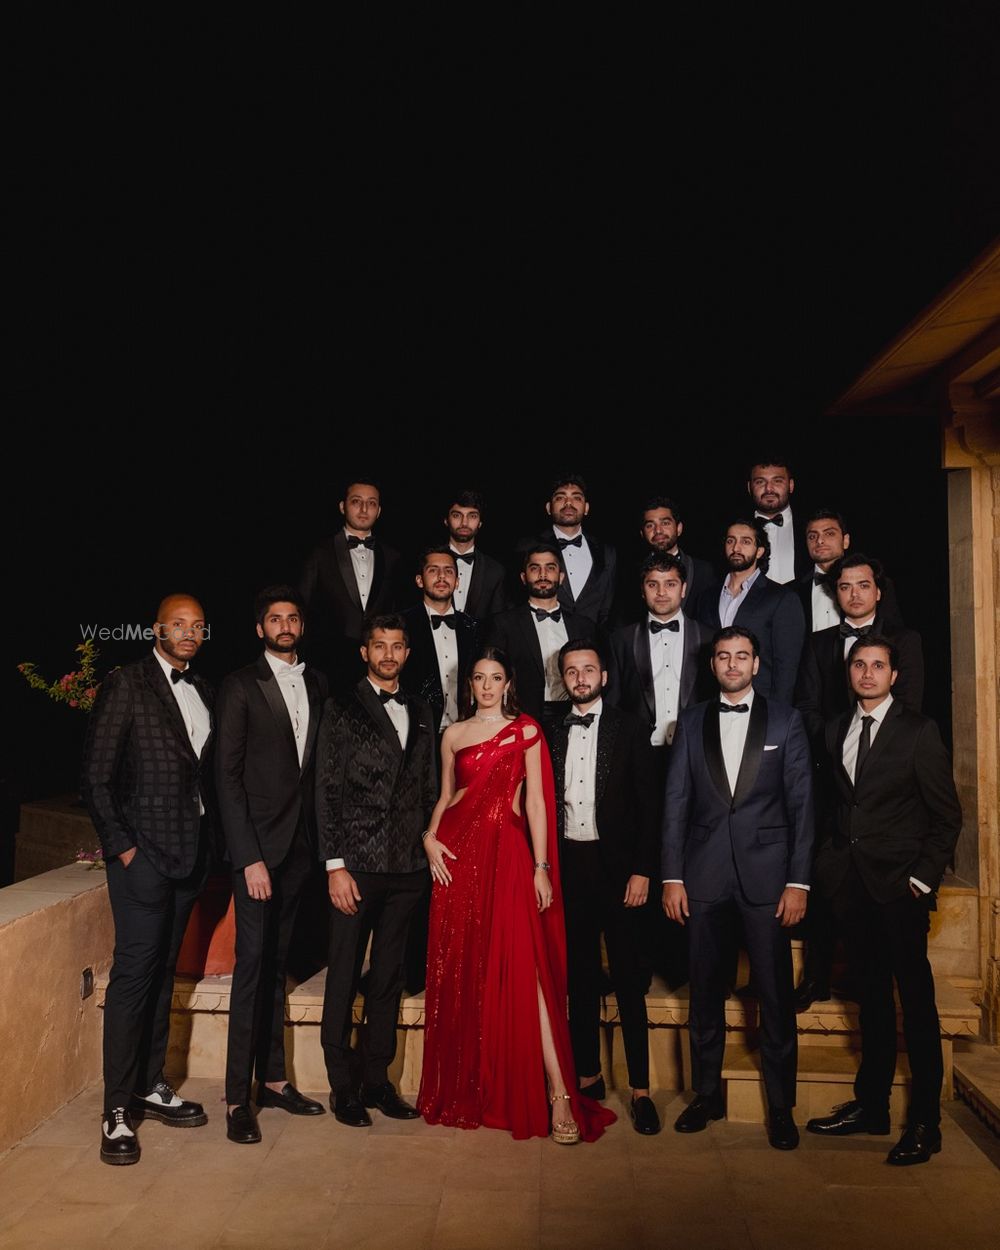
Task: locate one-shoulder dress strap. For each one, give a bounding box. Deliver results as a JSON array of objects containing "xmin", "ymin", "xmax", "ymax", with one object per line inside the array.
[{"xmin": 515, "ymin": 714, "xmax": 542, "ymax": 746}]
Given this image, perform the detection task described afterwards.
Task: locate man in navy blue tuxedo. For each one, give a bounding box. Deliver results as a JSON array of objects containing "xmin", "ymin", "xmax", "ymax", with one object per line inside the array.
[{"xmin": 662, "ymin": 627, "xmax": 814, "ymax": 1149}]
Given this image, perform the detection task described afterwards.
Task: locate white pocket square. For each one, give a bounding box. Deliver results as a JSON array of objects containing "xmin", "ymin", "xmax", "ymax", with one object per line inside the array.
[{"xmin": 764, "ymin": 744, "xmax": 779, "ymax": 751}]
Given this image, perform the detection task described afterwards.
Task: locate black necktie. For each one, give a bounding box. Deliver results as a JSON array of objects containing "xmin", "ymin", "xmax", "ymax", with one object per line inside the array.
[
  {"xmin": 719, "ymin": 702, "xmax": 749, "ymax": 713},
  {"xmin": 757, "ymin": 513, "xmax": 783, "ymax": 527},
  {"xmin": 557, "ymin": 535, "xmax": 583, "ymax": 549},
  {"xmin": 839, "ymin": 622, "xmax": 872, "ymax": 640},
  {"xmin": 171, "ymin": 668, "xmax": 194, "ymax": 685},
  {"xmin": 533, "ymin": 608, "xmax": 562, "ymax": 623},
  {"xmin": 379, "ymin": 689, "xmax": 406, "ymax": 705},
  {"xmin": 564, "ymin": 712, "xmax": 595, "ymax": 728},
  {"xmin": 431, "ymin": 614, "xmax": 457, "ymax": 630},
  {"xmin": 347, "ymin": 535, "xmax": 375, "ymax": 549},
  {"xmin": 453, "ymin": 551, "xmax": 475, "ymax": 565},
  {"xmin": 854, "ymin": 714, "xmax": 874, "ymax": 781},
  {"xmin": 649, "ymin": 619, "xmax": 680, "ymax": 634}
]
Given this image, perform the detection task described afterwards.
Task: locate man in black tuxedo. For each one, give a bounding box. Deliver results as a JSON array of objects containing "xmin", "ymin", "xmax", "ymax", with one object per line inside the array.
[
  {"xmin": 747, "ymin": 456, "xmax": 806, "ymax": 585},
  {"xmin": 215, "ymin": 586, "xmax": 328, "ymax": 1144},
  {"xmin": 443, "ymin": 489, "xmax": 508, "ymax": 624},
  {"xmin": 663, "ymin": 627, "xmax": 813, "ymax": 1149},
  {"xmin": 299, "ymin": 477, "xmax": 400, "ymax": 690},
  {"xmin": 520, "ymin": 473, "xmax": 617, "ymax": 626},
  {"xmin": 807, "ymin": 637, "xmax": 961, "ymax": 1166},
  {"xmin": 316, "ymin": 614, "xmax": 437, "ymax": 1127},
  {"xmin": 639, "ymin": 496, "xmax": 715, "ymax": 618},
  {"xmin": 82, "ymin": 594, "xmax": 215, "ymax": 1165},
  {"xmin": 487, "ymin": 544, "xmax": 597, "ymax": 724},
  {"xmin": 549, "ymin": 641, "xmax": 661, "ymax": 1135},
  {"xmin": 697, "ymin": 518, "xmax": 805, "ymax": 703},
  {"xmin": 795, "ymin": 509, "xmax": 903, "ymax": 634}
]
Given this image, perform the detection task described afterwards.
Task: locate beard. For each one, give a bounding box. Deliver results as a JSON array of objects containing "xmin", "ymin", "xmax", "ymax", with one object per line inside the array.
[
  {"xmin": 569, "ymin": 682, "xmax": 601, "ymax": 705},
  {"xmin": 727, "ymin": 553, "xmax": 754, "ymax": 572},
  {"xmin": 267, "ymin": 633, "xmax": 298, "ymax": 653}
]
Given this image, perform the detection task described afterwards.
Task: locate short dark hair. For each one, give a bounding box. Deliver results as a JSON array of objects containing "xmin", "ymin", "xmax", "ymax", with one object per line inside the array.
[
  {"xmin": 340, "ymin": 475, "xmax": 381, "ymax": 500},
  {"xmin": 712, "ymin": 626, "xmax": 761, "ymax": 658},
  {"xmin": 639, "ymin": 551, "xmax": 687, "ymax": 583},
  {"xmin": 847, "ymin": 633, "xmax": 898, "ymax": 670},
  {"xmin": 522, "ymin": 542, "xmax": 565, "ymax": 574},
  {"xmin": 549, "ymin": 471, "xmax": 588, "ymax": 499},
  {"xmin": 830, "ymin": 551, "xmax": 884, "ymax": 588},
  {"xmin": 416, "ymin": 544, "xmax": 457, "ymax": 574},
  {"xmin": 460, "ymin": 646, "xmax": 521, "ymax": 719},
  {"xmin": 558, "ymin": 636, "xmax": 606, "ymax": 673},
  {"xmin": 747, "ymin": 455, "xmax": 792, "ymax": 479},
  {"xmin": 361, "ymin": 612, "xmax": 408, "ymax": 647},
  {"xmin": 641, "ymin": 495, "xmax": 681, "ymax": 524},
  {"xmin": 445, "ymin": 489, "xmax": 485, "ymax": 515},
  {"xmin": 726, "ymin": 516, "xmax": 770, "ymax": 574},
  {"xmin": 254, "ymin": 584, "xmax": 305, "ymax": 627},
  {"xmin": 805, "ymin": 506, "xmax": 848, "ymax": 532}
]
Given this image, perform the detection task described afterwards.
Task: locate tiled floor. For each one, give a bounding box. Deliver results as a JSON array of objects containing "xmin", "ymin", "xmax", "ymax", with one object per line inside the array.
[{"xmin": 2, "ymin": 1080, "xmax": 1000, "ymax": 1249}]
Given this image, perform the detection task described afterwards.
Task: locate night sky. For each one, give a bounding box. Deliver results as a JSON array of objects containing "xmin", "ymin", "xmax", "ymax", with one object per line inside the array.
[{"xmin": 6, "ymin": 13, "xmax": 999, "ymax": 873}]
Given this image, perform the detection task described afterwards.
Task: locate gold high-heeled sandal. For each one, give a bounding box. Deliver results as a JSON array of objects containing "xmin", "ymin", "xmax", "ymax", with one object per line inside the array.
[{"xmin": 549, "ymin": 1092, "xmax": 581, "ymax": 1145}]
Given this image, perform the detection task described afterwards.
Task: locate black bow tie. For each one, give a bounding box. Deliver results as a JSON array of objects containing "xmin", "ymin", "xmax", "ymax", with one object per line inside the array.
[
  {"xmin": 839, "ymin": 622, "xmax": 873, "ymax": 640},
  {"xmin": 649, "ymin": 619, "xmax": 680, "ymax": 634},
  {"xmin": 533, "ymin": 608, "xmax": 562, "ymax": 623},
  {"xmin": 431, "ymin": 614, "xmax": 457, "ymax": 630},
  {"xmin": 719, "ymin": 702, "xmax": 749, "ymax": 713},
  {"xmin": 564, "ymin": 712, "xmax": 596, "ymax": 728},
  {"xmin": 556, "ymin": 535, "xmax": 583, "ymax": 549},
  {"xmin": 814, "ymin": 574, "xmax": 828, "ymax": 587},
  {"xmin": 347, "ymin": 535, "xmax": 375, "ymax": 549},
  {"xmin": 170, "ymin": 668, "xmax": 195, "ymax": 685},
  {"xmin": 452, "ymin": 551, "xmax": 475, "ymax": 565},
  {"xmin": 378, "ymin": 688, "xmax": 406, "ymax": 705},
  {"xmin": 757, "ymin": 512, "xmax": 783, "ymax": 527}
]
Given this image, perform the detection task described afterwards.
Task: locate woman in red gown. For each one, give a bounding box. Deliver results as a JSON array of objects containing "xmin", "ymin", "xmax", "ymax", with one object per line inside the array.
[{"xmin": 417, "ymin": 648, "xmax": 615, "ymax": 1143}]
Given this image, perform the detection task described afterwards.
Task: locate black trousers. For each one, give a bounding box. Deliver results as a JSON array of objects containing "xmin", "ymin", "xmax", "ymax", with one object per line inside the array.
[
  {"xmin": 321, "ymin": 868, "xmax": 427, "ymax": 1091},
  {"xmin": 563, "ymin": 840, "xmax": 650, "ymax": 1090},
  {"xmin": 103, "ymin": 837, "xmax": 209, "ymax": 1111},
  {"xmin": 687, "ymin": 861, "xmax": 797, "ymax": 1110},
  {"xmin": 832, "ymin": 860, "xmax": 943, "ymax": 1126},
  {"xmin": 225, "ymin": 822, "xmax": 315, "ymax": 1105}
]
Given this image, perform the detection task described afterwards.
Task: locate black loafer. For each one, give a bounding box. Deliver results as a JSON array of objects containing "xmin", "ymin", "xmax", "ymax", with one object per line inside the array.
[
  {"xmin": 578, "ymin": 1075, "xmax": 606, "ymax": 1101},
  {"xmin": 793, "ymin": 979, "xmax": 831, "ymax": 1013},
  {"xmin": 100, "ymin": 1108, "xmax": 140, "ymax": 1166},
  {"xmin": 767, "ymin": 1108, "xmax": 799, "ymax": 1150},
  {"xmin": 226, "ymin": 1104, "xmax": 262, "ymax": 1144},
  {"xmin": 256, "ymin": 1083, "xmax": 325, "ymax": 1116},
  {"xmin": 629, "ymin": 1096, "xmax": 661, "ymax": 1136},
  {"xmin": 132, "ymin": 1081, "xmax": 208, "ymax": 1127},
  {"xmin": 886, "ymin": 1123, "xmax": 941, "ymax": 1166},
  {"xmin": 332, "ymin": 1089, "xmax": 373, "ymax": 1128},
  {"xmin": 362, "ymin": 1081, "xmax": 420, "ymax": 1120},
  {"xmin": 806, "ymin": 1099, "xmax": 890, "ymax": 1137},
  {"xmin": 674, "ymin": 1093, "xmax": 724, "ymax": 1133}
]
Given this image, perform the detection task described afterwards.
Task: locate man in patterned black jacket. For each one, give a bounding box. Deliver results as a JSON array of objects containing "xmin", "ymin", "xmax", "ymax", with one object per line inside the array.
[
  {"xmin": 81, "ymin": 593, "xmax": 215, "ymax": 1166},
  {"xmin": 315, "ymin": 613, "xmax": 438, "ymax": 1127}
]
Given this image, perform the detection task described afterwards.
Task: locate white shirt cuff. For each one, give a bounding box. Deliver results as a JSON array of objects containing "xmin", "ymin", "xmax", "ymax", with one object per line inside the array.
[
  {"xmin": 786, "ymin": 883, "xmax": 810, "ymax": 891},
  {"xmin": 909, "ymin": 876, "xmax": 931, "ymax": 894},
  {"xmin": 326, "ymin": 858, "xmax": 346, "ymax": 871},
  {"xmin": 662, "ymin": 879, "xmax": 683, "ymax": 885}
]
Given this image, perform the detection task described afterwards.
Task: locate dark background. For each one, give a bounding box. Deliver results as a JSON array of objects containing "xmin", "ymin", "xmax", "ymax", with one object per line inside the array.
[{"xmin": 5, "ymin": 11, "xmax": 999, "ymax": 878}]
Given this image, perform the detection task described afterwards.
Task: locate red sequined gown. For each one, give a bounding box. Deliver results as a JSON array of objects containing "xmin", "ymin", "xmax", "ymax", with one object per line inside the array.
[{"xmin": 418, "ymin": 715, "xmax": 616, "ymax": 1141}]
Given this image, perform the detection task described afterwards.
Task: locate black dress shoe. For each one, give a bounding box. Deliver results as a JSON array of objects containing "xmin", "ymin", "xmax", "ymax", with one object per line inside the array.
[
  {"xmin": 332, "ymin": 1089, "xmax": 373, "ymax": 1127},
  {"xmin": 767, "ymin": 1108, "xmax": 799, "ymax": 1150},
  {"xmin": 806, "ymin": 1099, "xmax": 890, "ymax": 1137},
  {"xmin": 361, "ymin": 1081, "xmax": 420, "ymax": 1120},
  {"xmin": 578, "ymin": 1075, "xmax": 606, "ymax": 1101},
  {"xmin": 132, "ymin": 1081, "xmax": 208, "ymax": 1127},
  {"xmin": 674, "ymin": 1093, "xmax": 724, "ymax": 1133},
  {"xmin": 101, "ymin": 1108, "xmax": 140, "ymax": 1166},
  {"xmin": 886, "ymin": 1123, "xmax": 941, "ymax": 1166},
  {"xmin": 793, "ymin": 979, "xmax": 831, "ymax": 1013},
  {"xmin": 256, "ymin": 1083, "xmax": 325, "ymax": 1115},
  {"xmin": 629, "ymin": 1096, "xmax": 661, "ymax": 1136},
  {"xmin": 226, "ymin": 1104, "xmax": 262, "ymax": 1144}
]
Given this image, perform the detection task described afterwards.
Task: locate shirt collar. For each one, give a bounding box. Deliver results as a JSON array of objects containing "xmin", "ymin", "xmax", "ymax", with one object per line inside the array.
[
  {"xmin": 367, "ymin": 676, "xmax": 400, "ymax": 698},
  {"xmin": 264, "ymin": 649, "xmax": 300, "ymax": 676},
  {"xmin": 854, "ymin": 692, "xmax": 893, "ymax": 725},
  {"xmin": 725, "ymin": 566, "xmax": 761, "ymax": 597},
  {"xmin": 424, "ymin": 600, "xmax": 455, "ymax": 618},
  {"xmin": 720, "ymin": 687, "xmax": 755, "ymax": 712},
  {"xmin": 574, "ymin": 697, "xmax": 603, "ymax": 720},
  {"xmin": 553, "ymin": 524, "xmax": 583, "ymax": 540},
  {"xmin": 647, "ymin": 610, "xmax": 683, "ymax": 628},
  {"xmin": 847, "ymin": 613, "xmax": 877, "ymax": 629},
  {"xmin": 755, "ymin": 505, "xmax": 792, "ymax": 523},
  {"xmin": 152, "ymin": 647, "xmax": 187, "ymax": 681}
]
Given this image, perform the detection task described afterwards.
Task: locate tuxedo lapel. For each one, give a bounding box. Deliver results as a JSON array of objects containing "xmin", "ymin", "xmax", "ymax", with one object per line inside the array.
[
  {"xmin": 595, "ymin": 706, "xmax": 618, "ymax": 808},
  {"xmin": 701, "ymin": 703, "xmax": 732, "ymax": 805},
  {"xmin": 464, "ymin": 553, "xmax": 484, "ymax": 616},
  {"xmin": 631, "ymin": 624, "xmax": 656, "ymax": 725},
  {"xmin": 549, "ymin": 720, "xmax": 568, "ymax": 832},
  {"xmin": 357, "ymin": 679, "xmax": 403, "ymax": 759},
  {"xmin": 518, "ymin": 608, "xmax": 546, "ymax": 680},
  {"xmin": 301, "ymin": 667, "xmax": 323, "ymax": 774},
  {"xmin": 855, "ymin": 699, "xmax": 903, "ymax": 791},
  {"xmin": 255, "ymin": 654, "xmax": 300, "ymax": 765},
  {"xmin": 370, "ymin": 543, "xmax": 387, "ymax": 607},
  {"xmin": 732, "ymin": 695, "xmax": 767, "ymax": 807},
  {"xmin": 142, "ymin": 655, "xmax": 198, "ymax": 760},
  {"xmin": 334, "ymin": 531, "xmax": 364, "ymax": 614},
  {"xmin": 679, "ymin": 621, "xmax": 699, "ymax": 708},
  {"xmin": 834, "ymin": 710, "xmax": 854, "ymax": 790}
]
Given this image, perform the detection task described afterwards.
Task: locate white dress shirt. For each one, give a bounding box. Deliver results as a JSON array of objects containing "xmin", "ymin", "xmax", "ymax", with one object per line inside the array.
[
  {"xmin": 326, "ymin": 678, "xmax": 408, "ymax": 871},
  {"xmin": 152, "ymin": 647, "xmax": 210, "ymax": 814},
  {"xmin": 842, "ymin": 613, "xmax": 877, "ymax": 659},
  {"xmin": 450, "ymin": 546, "xmax": 473, "ymax": 612},
  {"xmin": 811, "ymin": 566, "xmax": 840, "ymax": 632},
  {"xmin": 553, "ymin": 526, "xmax": 593, "ymax": 602},
  {"xmin": 264, "ymin": 649, "xmax": 309, "ymax": 767},
  {"xmin": 757, "ymin": 506, "xmax": 794, "ymax": 584},
  {"xmin": 426, "ymin": 602, "xmax": 459, "ymax": 729},
  {"xmin": 346, "ymin": 528, "xmax": 374, "ymax": 609},
  {"xmin": 648, "ymin": 612, "xmax": 683, "ymax": 747},
  {"xmin": 530, "ymin": 605, "xmax": 569, "ymax": 701},
  {"xmin": 718, "ymin": 567, "xmax": 761, "ymax": 627},
  {"xmin": 563, "ymin": 699, "xmax": 601, "ymax": 841}
]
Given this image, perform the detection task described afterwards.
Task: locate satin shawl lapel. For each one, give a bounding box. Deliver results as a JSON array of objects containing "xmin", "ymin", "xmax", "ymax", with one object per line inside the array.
[
  {"xmin": 142, "ymin": 655, "xmax": 197, "ymax": 760},
  {"xmin": 357, "ymin": 679, "xmax": 403, "ymax": 760},
  {"xmin": 834, "ymin": 710, "xmax": 854, "ymax": 790},
  {"xmin": 679, "ymin": 621, "xmax": 700, "ymax": 708},
  {"xmin": 254, "ymin": 654, "xmax": 299, "ymax": 765},
  {"xmin": 334, "ymin": 530, "xmax": 364, "ymax": 614},
  {"xmin": 518, "ymin": 608, "xmax": 546, "ymax": 680},
  {"xmin": 702, "ymin": 703, "xmax": 731, "ymax": 805},
  {"xmin": 549, "ymin": 720, "xmax": 569, "ymax": 831},
  {"xmin": 595, "ymin": 706, "xmax": 618, "ymax": 808},
  {"xmin": 301, "ymin": 667, "xmax": 323, "ymax": 774},
  {"xmin": 855, "ymin": 698, "xmax": 903, "ymax": 791},
  {"xmin": 575, "ymin": 533, "xmax": 606, "ymax": 603},
  {"xmin": 732, "ymin": 695, "xmax": 767, "ymax": 807},
  {"xmin": 465, "ymin": 554, "xmax": 484, "ymax": 614},
  {"xmin": 630, "ymin": 624, "xmax": 656, "ymax": 725},
  {"xmin": 370, "ymin": 542, "xmax": 386, "ymax": 606}
]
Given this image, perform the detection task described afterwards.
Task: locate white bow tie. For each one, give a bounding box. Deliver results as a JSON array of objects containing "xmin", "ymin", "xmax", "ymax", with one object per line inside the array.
[{"xmin": 275, "ymin": 661, "xmax": 305, "ymax": 679}]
